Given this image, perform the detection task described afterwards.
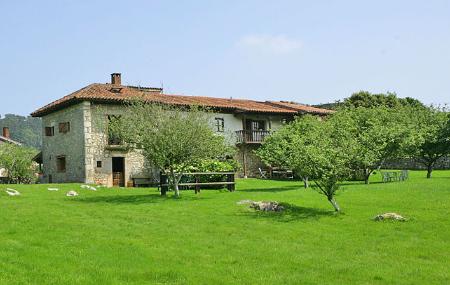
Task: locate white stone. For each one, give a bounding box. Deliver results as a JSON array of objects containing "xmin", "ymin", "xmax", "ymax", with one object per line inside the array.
[
  {"xmin": 66, "ymin": 190, "xmax": 79, "ymax": 197},
  {"xmin": 5, "ymin": 188, "xmax": 20, "ymax": 196},
  {"xmin": 374, "ymin": 212, "xmax": 406, "ymax": 221}
]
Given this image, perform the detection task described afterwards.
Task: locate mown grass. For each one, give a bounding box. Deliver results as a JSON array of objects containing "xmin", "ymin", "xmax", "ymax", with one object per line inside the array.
[{"xmin": 0, "ymin": 170, "xmax": 449, "ymax": 284}]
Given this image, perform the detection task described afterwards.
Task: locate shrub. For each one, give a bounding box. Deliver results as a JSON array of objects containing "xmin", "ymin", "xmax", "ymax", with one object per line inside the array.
[
  {"xmin": 0, "ymin": 143, "xmax": 37, "ymax": 184},
  {"xmin": 177, "ymin": 159, "xmax": 240, "ymax": 189}
]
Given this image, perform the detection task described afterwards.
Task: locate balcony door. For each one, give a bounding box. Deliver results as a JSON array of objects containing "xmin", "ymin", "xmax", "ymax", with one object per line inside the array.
[
  {"xmin": 245, "ymin": 119, "xmax": 266, "ymax": 142},
  {"xmin": 245, "ymin": 119, "xmax": 266, "ymax": 131}
]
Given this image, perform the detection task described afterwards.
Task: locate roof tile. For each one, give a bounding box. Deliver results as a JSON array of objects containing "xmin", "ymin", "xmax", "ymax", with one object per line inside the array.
[{"xmin": 31, "ymin": 83, "xmax": 332, "ymax": 116}]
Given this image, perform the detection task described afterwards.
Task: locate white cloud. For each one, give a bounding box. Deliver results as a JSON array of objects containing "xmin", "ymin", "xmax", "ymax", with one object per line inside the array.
[{"xmin": 236, "ymin": 34, "xmax": 302, "ymax": 54}]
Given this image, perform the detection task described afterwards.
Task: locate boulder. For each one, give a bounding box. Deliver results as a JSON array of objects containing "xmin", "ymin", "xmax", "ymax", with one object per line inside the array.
[
  {"xmin": 250, "ymin": 201, "xmax": 284, "ymax": 212},
  {"xmin": 374, "ymin": 212, "xmax": 406, "ymax": 221}
]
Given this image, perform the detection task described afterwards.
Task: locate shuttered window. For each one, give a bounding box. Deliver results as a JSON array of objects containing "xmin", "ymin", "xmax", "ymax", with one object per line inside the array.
[
  {"xmin": 215, "ymin": 118, "xmax": 225, "ymax": 132},
  {"xmin": 56, "ymin": 156, "xmax": 66, "ymax": 172},
  {"xmin": 45, "ymin": 127, "xmax": 54, "ymax": 136},
  {"xmin": 59, "ymin": 122, "xmax": 70, "ymax": 133}
]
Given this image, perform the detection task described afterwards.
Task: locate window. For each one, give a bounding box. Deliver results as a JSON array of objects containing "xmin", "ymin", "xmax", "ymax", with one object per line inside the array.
[
  {"xmin": 245, "ymin": 119, "xmax": 266, "ymax": 131},
  {"xmin": 56, "ymin": 156, "xmax": 66, "ymax": 172},
  {"xmin": 45, "ymin": 126, "xmax": 54, "ymax": 136},
  {"xmin": 59, "ymin": 122, "xmax": 70, "ymax": 133},
  {"xmin": 215, "ymin": 117, "xmax": 225, "ymax": 132},
  {"xmin": 108, "ymin": 115, "xmax": 123, "ymax": 145},
  {"xmin": 96, "ymin": 161, "xmax": 102, "ymax": 168}
]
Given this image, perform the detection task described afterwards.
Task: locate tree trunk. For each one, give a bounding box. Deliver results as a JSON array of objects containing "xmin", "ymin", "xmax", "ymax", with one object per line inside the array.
[
  {"xmin": 427, "ymin": 165, "xmax": 433, "ymax": 179},
  {"xmin": 173, "ymin": 178, "xmax": 180, "ymax": 197},
  {"xmin": 170, "ymin": 168, "xmax": 180, "ymax": 197},
  {"xmin": 303, "ymin": 177, "xmax": 309, "ymax": 188},
  {"xmin": 364, "ymin": 168, "xmax": 370, "ymax": 185},
  {"xmin": 328, "ymin": 197, "xmax": 341, "ymax": 212}
]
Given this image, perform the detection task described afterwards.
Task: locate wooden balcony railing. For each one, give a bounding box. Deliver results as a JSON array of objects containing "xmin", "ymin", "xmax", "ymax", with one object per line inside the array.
[{"xmin": 235, "ymin": 130, "xmax": 271, "ymax": 144}]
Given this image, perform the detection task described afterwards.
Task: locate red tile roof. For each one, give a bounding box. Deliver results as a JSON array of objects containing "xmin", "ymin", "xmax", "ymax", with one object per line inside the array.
[
  {"xmin": 31, "ymin": 83, "xmax": 332, "ymax": 117},
  {"xmin": 266, "ymin": 101, "xmax": 335, "ymax": 114}
]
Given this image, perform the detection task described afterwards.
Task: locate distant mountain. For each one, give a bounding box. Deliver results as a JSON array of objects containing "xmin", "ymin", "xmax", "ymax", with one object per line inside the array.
[{"xmin": 0, "ymin": 114, "xmax": 42, "ymax": 149}]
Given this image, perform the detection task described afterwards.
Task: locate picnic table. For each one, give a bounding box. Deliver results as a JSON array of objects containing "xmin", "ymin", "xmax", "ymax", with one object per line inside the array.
[
  {"xmin": 381, "ymin": 170, "xmax": 409, "ymax": 183},
  {"xmin": 270, "ymin": 168, "xmax": 294, "ymax": 179}
]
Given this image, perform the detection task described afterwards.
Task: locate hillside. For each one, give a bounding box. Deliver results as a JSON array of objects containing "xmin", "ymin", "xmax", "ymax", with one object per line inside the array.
[{"xmin": 0, "ymin": 114, "xmax": 42, "ymax": 149}]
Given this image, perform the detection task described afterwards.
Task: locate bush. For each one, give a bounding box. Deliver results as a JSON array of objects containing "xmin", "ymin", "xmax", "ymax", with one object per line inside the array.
[
  {"xmin": 0, "ymin": 143, "xmax": 37, "ymax": 184},
  {"xmin": 177, "ymin": 159, "xmax": 240, "ymax": 189}
]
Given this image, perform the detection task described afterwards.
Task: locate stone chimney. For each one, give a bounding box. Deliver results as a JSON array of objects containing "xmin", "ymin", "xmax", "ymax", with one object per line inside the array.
[
  {"xmin": 111, "ymin": 73, "xmax": 121, "ymax": 85},
  {"xmin": 2, "ymin": 127, "xmax": 10, "ymax": 138}
]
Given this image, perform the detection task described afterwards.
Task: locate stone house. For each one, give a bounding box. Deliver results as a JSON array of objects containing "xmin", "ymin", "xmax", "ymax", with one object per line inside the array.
[{"xmin": 31, "ymin": 73, "xmax": 332, "ymax": 187}]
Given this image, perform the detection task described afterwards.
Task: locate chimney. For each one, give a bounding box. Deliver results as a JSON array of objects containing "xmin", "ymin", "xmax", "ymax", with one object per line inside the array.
[
  {"xmin": 111, "ymin": 73, "xmax": 121, "ymax": 85},
  {"xmin": 2, "ymin": 127, "xmax": 10, "ymax": 138}
]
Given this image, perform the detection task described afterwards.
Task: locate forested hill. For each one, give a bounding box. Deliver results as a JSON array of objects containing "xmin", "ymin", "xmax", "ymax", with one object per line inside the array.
[{"xmin": 0, "ymin": 114, "xmax": 42, "ymax": 149}]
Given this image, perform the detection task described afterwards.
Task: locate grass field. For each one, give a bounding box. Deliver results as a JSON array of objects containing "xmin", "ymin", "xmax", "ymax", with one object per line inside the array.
[{"xmin": 1, "ymin": 170, "xmax": 449, "ymax": 285}]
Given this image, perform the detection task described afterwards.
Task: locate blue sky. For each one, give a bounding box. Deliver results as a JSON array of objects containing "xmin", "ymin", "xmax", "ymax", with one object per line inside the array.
[{"xmin": 1, "ymin": 0, "xmax": 449, "ymax": 116}]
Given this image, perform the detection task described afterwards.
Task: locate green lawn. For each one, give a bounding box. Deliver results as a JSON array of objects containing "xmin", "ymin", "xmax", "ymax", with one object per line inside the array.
[{"xmin": 1, "ymin": 171, "xmax": 449, "ymax": 285}]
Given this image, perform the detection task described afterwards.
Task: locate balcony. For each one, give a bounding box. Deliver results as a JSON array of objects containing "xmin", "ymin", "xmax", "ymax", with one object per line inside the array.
[
  {"xmin": 235, "ymin": 130, "xmax": 271, "ymax": 144},
  {"xmin": 105, "ymin": 135, "xmax": 128, "ymax": 151}
]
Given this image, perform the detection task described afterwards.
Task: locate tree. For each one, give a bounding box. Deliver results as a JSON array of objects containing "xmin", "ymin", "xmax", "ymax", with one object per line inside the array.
[
  {"xmin": 332, "ymin": 107, "xmax": 414, "ymax": 184},
  {"xmin": 411, "ymin": 107, "xmax": 450, "ymax": 178},
  {"xmin": 109, "ymin": 101, "xmax": 230, "ymax": 197},
  {"xmin": 258, "ymin": 115, "xmax": 355, "ymax": 212},
  {"xmin": 256, "ymin": 118, "xmax": 314, "ymax": 188},
  {"xmin": 343, "ymin": 91, "xmax": 426, "ymax": 109},
  {"xmin": 0, "ymin": 143, "xmax": 37, "ymax": 183}
]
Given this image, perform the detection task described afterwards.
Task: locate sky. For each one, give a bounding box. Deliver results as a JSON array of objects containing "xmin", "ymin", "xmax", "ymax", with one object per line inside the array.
[{"xmin": 0, "ymin": 0, "xmax": 449, "ymax": 116}]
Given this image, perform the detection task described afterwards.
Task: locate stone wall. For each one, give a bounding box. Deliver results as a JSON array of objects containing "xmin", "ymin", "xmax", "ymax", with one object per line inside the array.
[
  {"xmin": 382, "ymin": 157, "xmax": 450, "ymax": 170},
  {"xmin": 86, "ymin": 103, "xmax": 154, "ymax": 186},
  {"xmin": 236, "ymin": 144, "xmax": 266, "ymax": 178},
  {"xmin": 41, "ymin": 103, "xmax": 87, "ymax": 183}
]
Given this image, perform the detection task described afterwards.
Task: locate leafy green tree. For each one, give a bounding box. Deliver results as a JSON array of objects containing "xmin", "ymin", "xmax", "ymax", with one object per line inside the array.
[
  {"xmin": 411, "ymin": 107, "xmax": 450, "ymax": 178},
  {"xmin": 256, "ymin": 118, "xmax": 314, "ymax": 188},
  {"xmin": 0, "ymin": 143, "xmax": 37, "ymax": 183},
  {"xmin": 333, "ymin": 107, "xmax": 415, "ymax": 184},
  {"xmin": 343, "ymin": 91, "xmax": 426, "ymax": 109},
  {"xmin": 109, "ymin": 101, "xmax": 230, "ymax": 197},
  {"xmin": 258, "ymin": 115, "xmax": 355, "ymax": 212}
]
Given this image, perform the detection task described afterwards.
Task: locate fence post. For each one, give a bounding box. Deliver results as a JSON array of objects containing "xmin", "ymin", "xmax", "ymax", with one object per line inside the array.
[
  {"xmin": 160, "ymin": 172, "xmax": 168, "ymax": 196},
  {"xmin": 194, "ymin": 174, "xmax": 200, "ymax": 194},
  {"xmin": 227, "ymin": 173, "xmax": 235, "ymax": 192}
]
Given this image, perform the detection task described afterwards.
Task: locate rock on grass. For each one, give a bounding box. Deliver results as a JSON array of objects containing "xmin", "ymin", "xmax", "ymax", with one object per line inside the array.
[{"xmin": 374, "ymin": 212, "xmax": 407, "ymax": 221}]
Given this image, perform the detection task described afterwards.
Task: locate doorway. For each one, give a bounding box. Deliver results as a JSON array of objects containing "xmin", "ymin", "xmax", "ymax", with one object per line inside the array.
[{"xmin": 112, "ymin": 157, "xmax": 125, "ymax": 187}]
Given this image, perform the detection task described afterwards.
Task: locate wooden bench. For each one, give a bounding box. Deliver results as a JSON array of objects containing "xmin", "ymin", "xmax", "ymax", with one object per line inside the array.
[
  {"xmin": 160, "ymin": 172, "xmax": 235, "ymax": 195},
  {"xmin": 131, "ymin": 177, "xmax": 159, "ymax": 187},
  {"xmin": 270, "ymin": 168, "xmax": 294, "ymax": 179}
]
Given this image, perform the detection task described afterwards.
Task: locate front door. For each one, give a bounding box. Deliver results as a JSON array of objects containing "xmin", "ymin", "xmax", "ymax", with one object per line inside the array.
[{"xmin": 112, "ymin": 157, "xmax": 125, "ymax": 187}]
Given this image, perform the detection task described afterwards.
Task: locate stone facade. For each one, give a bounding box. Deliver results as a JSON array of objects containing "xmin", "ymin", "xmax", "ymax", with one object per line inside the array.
[
  {"xmin": 41, "ymin": 103, "xmax": 87, "ymax": 183},
  {"xmin": 85, "ymin": 104, "xmax": 153, "ymax": 186},
  {"xmin": 40, "ymin": 100, "xmax": 291, "ymax": 185},
  {"xmin": 236, "ymin": 144, "xmax": 266, "ymax": 177}
]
